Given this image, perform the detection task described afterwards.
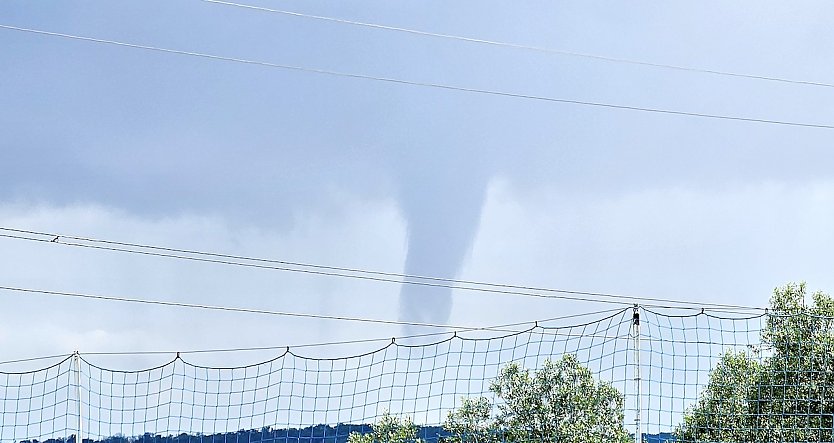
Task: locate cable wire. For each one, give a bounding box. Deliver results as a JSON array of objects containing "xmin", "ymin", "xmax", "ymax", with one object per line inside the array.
[
  {"xmin": 0, "ymin": 308, "xmax": 627, "ymax": 368},
  {"xmin": 0, "ymin": 353, "xmax": 74, "ymax": 367},
  {"xmin": 0, "ymin": 309, "xmax": 626, "ymax": 370},
  {"xmin": 0, "ymin": 227, "xmax": 767, "ymax": 311},
  {"xmin": 202, "ymin": 0, "xmax": 834, "ymax": 90},
  {"xmin": 78, "ymin": 307, "xmax": 628, "ymax": 355},
  {"xmin": 1, "ymin": 24, "xmax": 832, "ymax": 130},
  {"xmin": 1, "ymin": 306, "xmax": 757, "ymax": 368},
  {"xmin": 1, "ymin": 306, "xmax": 770, "ymax": 367},
  {"xmin": 0, "ymin": 284, "xmax": 535, "ymax": 331}
]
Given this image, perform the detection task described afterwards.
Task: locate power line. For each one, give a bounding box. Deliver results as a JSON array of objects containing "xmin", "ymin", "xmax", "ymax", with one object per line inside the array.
[
  {"xmin": 0, "ymin": 353, "xmax": 74, "ymax": 367},
  {"xmin": 78, "ymin": 307, "xmax": 628, "ymax": 356},
  {"xmin": 0, "ymin": 308, "xmax": 627, "ymax": 367},
  {"xmin": 0, "ymin": 24, "xmax": 832, "ymax": 130},
  {"xmin": 2, "ymin": 307, "xmax": 762, "ymax": 367},
  {"xmin": 0, "ymin": 231, "xmax": 634, "ymax": 307},
  {"xmin": 0, "ymin": 284, "xmax": 530, "ymax": 331},
  {"xmin": 0, "ymin": 227, "xmax": 767, "ymax": 311},
  {"xmin": 202, "ymin": 0, "xmax": 834, "ymax": 90},
  {"xmin": 1, "ymin": 284, "xmax": 643, "ymax": 356},
  {"xmin": 0, "ymin": 308, "xmax": 621, "ymax": 366}
]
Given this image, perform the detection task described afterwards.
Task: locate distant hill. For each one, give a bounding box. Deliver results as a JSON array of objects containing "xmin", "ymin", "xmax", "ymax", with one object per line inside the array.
[
  {"xmin": 20, "ymin": 427, "xmax": 676, "ymax": 443},
  {"xmin": 644, "ymin": 432, "xmax": 676, "ymax": 443}
]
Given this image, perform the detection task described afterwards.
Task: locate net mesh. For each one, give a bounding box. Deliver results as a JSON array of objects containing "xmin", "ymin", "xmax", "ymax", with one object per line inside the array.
[
  {"xmin": 0, "ymin": 357, "xmax": 76, "ymax": 443},
  {"xmin": 9, "ymin": 306, "xmax": 833, "ymax": 443},
  {"xmin": 640, "ymin": 308, "xmax": 768, "ymax": 443},
  {"xmin": 2, "ymin": 310, "xmax": 634, "ymax": 443}
]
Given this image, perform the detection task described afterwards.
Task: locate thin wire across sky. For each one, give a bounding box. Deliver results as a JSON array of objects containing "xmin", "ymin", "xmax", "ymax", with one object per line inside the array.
[
  {"xmin": 201, "ymin": 0, "xmax": 834, "ymax": 90},
  {"xmin": 0, "ymin": 227, "xmax": 766, "ymax": 312},
  {"xmin": 0, "ymin": 24, "xmax": 832, "ymax": 130},
  {"xmin": 0, "ymin": 307, "xmax": 630, "ymax": 366}
]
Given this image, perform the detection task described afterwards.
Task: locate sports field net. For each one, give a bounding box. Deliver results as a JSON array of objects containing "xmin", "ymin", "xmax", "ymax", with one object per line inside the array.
[
  {"xmin": 2, "ymin": 309, "xmax": 635, "ymax": 443},
  {"xmin": 7, "ymin": 306, "xmax": 832, "ymax": 443}
]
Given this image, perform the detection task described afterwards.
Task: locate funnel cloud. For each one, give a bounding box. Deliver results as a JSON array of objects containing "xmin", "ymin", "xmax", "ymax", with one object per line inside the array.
[{"xmin": 397, "ymin": 165, "xmax": 488, "ymax": 335}]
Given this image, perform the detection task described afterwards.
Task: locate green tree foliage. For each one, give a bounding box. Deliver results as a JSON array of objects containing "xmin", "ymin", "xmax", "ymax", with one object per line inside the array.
[
  {"xmin": 677, "ymin": 283, "xmax": 834, "ymax": 442},
  {"xmin": 675, "ymin": 350, "xmax": 761, "ymax": 442},
  {"xmin": 348, "ymin": 412, "xmax": 422, "ymax": 443},
  {"xmin": 443, "ymin": 397, "xmax": 495, "ymax": 443},
  {"xmin": 444, "ymin": 354, "xmax": 631, "ymax": 443}
]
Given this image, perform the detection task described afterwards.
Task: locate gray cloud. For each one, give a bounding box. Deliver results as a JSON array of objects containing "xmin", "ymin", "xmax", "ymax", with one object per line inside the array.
[{"xmin": 1, "ymin": 0, "xmax": 834, "ymax": 359}]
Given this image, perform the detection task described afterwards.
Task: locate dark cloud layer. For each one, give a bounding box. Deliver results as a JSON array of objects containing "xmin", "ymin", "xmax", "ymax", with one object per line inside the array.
[{"xmin": 2, "ymin": 0, "xmax": 833, "ymax": 331}]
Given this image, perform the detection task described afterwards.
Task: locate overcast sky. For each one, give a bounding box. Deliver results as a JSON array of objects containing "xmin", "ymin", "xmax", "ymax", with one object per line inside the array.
[{"xmin": 1, "ymin": 0, "xmax": 834, "ymax": 374}]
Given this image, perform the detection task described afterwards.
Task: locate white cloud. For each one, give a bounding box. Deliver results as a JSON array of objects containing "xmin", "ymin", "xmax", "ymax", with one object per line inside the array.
[{"xmin": 453, "ymin": 178, "xmax": 834, "ymax": 326}]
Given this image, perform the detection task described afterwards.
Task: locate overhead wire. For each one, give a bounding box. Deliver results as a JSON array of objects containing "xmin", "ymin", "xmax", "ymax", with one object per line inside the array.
[
  {"xmin": 0, "ymin": 227, "xmax": 767, "ymax": 312},
  {"xmin": 0, "ymin": 284, "xmax": 766, "ymax": 342},
  {"xmin": 1, "ymin": 305, "xmax": 769, "ymax": 367},
  {"xmin": 201, "ymin": 0, "xmax": 834, "ymax": 90},
  {"xmin": 1, "ymin": 307, "xmax": 656, "ymax": 367},
  {"xmin": 0, "ymin": 285, "xmax": 637, "ymax": 360},
  {"xmin": 0, "ymin": 308, "xmax": 625, "ymax": 366},
  {"xmin": 0, "ymin": 24, "xmax": 832, "ymax": 130},
  {"xmin": 78, "ymin": 307, "xmax": 629, "ymax": 356},
  {"xmin": 0, "ymin": 284, "xmax": 537, "ymax": 331},
  {"xmin": 0, "ymin": 353, "xmax": 74, "ymax": 367}
]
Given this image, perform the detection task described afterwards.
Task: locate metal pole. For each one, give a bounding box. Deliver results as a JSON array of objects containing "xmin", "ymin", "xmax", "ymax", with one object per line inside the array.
[
  {"xmin": 74, "ymin": 351, "xmax": 84, "ymax": 443},
  {"xmin": 632, "ymin": 305, "xmax": 642, "ymax": 443}
]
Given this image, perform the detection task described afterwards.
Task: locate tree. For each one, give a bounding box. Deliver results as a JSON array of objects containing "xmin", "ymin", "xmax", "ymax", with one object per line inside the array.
[
  {"xmin": 444, "ymin": 354, "xmax": 631, "ymax": 443},
  {"xmin": 444, "ymin": 397, "xmax": 495, "ymax": 443},
  {"xmin": 348, "ymin": 412, "xmax": 423, "ymax": 443},
  {"xmin": 675, "ymin": 350, "xmax": 761, "ymax": 442},
  {"xmin": 677, "ymin": 283, "xmax": 834, "ymax": 442}
]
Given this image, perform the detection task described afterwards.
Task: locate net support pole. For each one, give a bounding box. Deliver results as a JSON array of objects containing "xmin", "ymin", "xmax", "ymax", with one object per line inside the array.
[
  {"xmin": 74, "ymin": 351, "xmax": 84, "ymax": 443},
  {"xmin": 632, "ymin": 305, "xmax": 642, "ymax": 443}
]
